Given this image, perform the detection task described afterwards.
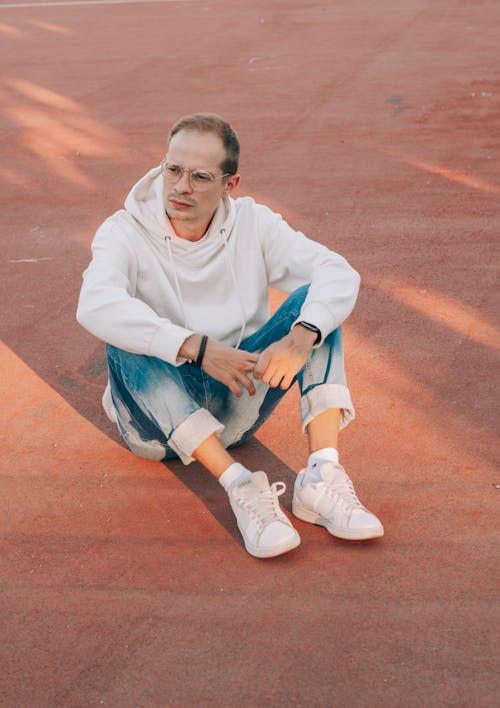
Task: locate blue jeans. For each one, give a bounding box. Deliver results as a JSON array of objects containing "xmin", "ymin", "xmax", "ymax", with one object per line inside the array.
[{"xmin": 105, "ymin": 286, "xmax": 355, "ymax": 464}]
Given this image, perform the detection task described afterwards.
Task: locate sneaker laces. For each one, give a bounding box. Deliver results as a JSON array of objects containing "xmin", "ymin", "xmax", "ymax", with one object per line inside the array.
[
  {"xmin": 318, "ymin": 466, "xmax": 367, "ymax": 513},
  {"xmin": 235, "ymin": 481, "xmax": 287, "ymax": 528}
]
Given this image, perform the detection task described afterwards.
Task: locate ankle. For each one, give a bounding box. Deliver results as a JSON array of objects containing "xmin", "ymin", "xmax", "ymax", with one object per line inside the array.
[
  {"xmin": 219, "ymin": 462, "xmax": 251, "ymax": 493},
  {"xmin": 308, "ymin": 447, "xmax": 339, "ymax": 465},
  {"xmin": 304, "ymin": 448, "xmax": 339, "ymax": 483}
]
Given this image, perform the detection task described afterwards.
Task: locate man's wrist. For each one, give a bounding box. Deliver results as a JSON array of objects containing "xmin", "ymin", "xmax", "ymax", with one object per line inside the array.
[
  {"xmin": 179, "ymin": 333, "xmax": 203, "ymax": 361},
  {"xmin": 294, "ymin": 321, "xmax": 321, "ymax": 345},
  {"xmin": 291, "ymin": 323, "xmax": 319, "ymax": 349}
]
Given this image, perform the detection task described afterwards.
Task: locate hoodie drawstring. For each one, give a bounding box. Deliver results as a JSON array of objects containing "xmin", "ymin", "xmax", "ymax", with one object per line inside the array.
[
  {"xmin": 220, "ymin": 227, "xmax": 247, "ymax": 348},
  {"xmin": 165, "ymin": 235, "xmax": 188, "ymax": 329}
]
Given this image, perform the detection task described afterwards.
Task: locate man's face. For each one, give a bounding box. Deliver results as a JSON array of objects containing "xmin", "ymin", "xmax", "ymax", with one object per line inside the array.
[{"xmin": 163, "ymin": 129, "xmax": 239, "ymax": 238}]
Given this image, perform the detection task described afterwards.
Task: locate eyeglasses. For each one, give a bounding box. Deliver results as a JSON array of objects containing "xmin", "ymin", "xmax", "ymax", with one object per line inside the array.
[{"xmin": 161, "ymin": 160, "xmax": 231, "ymax": 192}]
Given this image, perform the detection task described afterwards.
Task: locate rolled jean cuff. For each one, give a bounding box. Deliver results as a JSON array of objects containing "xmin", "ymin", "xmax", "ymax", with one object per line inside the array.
[
  {"xmin": 300, "ymin": 383, "xmax": 355, "ymax": 432},
  {"xmin": 168, "ymin": 408, "xmax": 225, "ymax": 465}
]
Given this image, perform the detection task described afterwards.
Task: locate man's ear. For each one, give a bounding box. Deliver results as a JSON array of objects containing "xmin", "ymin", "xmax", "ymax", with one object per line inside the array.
[{"xmin": 222, "ymin": 173, "xmax": 240, "ymax": 197}]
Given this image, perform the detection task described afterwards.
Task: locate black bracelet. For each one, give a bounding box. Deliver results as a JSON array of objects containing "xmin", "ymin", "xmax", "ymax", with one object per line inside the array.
[{"xmin": 195, "ymin": 335, "xmax": 208, "ymax": 368}]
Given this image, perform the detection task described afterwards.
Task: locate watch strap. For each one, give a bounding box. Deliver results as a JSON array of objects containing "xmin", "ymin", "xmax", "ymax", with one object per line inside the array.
[{"xmin": 296, "ymin": 321, "xmax": 321, "ymax": 344}]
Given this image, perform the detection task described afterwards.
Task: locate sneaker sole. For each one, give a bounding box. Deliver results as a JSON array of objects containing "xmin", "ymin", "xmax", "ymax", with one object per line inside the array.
[
  {"xmin": 244, "ymin": 532, "xmax": 301, "ymax": 559},
  {"xmin": 292, "ymin": 499, "xmax": 384, "ymax": 541}
]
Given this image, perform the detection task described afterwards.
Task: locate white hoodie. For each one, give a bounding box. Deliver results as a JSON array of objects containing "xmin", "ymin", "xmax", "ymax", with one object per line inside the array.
[{"xmin": 77, "ymin": 166, "xmax": 360, "ymax": 365}]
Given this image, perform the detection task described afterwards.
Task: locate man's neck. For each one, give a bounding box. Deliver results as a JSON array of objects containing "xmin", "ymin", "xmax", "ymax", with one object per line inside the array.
[{"xmin": 170, "ymin": 219, "xmax": 209, "ymax": 242}]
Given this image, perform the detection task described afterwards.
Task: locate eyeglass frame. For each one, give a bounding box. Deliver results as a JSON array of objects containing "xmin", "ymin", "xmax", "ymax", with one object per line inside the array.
[{"xmin": 161, "ymin": 159, "xmax": 232, "ymax": 192}]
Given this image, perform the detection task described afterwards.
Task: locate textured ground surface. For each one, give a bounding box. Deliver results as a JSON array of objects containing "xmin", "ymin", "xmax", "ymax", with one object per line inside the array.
[{"xmin": 1, "ymin": 0, "xmax": 499, "ymax": 705}]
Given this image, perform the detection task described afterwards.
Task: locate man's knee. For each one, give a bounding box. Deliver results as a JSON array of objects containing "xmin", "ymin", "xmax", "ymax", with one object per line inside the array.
[{"xmin": 122, "ymin": 431, "xmax": 168, "ymax": 460}]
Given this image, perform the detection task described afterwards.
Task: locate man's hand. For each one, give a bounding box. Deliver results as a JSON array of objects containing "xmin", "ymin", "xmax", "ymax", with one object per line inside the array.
[
  {"xmin": 180, "ymin": 334, "xmax": 259, "ymax": 397},
  {"xmin": 253, "ymin": 325, "xmax": 317, "ymax": 390}
]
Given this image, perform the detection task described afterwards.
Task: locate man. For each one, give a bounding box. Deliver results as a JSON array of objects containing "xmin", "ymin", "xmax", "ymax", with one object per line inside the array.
[{"xmin": 77, "ymin": 112, "xmax": 383, "ymax": 558}]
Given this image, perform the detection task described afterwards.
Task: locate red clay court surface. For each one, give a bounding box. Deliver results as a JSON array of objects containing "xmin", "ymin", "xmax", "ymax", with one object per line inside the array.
[{"xmin": 1, "ymin": 0, "xmax": 499, "ymax": 705}]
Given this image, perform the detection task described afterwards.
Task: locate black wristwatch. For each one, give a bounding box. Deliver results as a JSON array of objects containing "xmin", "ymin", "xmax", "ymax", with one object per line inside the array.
[{"xmin": 296, "ymin": 321, "xmax": 321, "ymax": 344}]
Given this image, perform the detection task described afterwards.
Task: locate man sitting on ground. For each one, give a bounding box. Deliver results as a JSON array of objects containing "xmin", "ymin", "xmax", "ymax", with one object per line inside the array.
[{"xmin": 77, "ymin": 112, "xmax": 383, "ymax": 558}]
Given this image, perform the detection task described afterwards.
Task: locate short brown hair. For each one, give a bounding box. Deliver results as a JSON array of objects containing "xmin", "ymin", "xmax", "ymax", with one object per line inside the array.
[{"xmin": 168, "ymin": 113, "xmax": 240, "ymax": 175}]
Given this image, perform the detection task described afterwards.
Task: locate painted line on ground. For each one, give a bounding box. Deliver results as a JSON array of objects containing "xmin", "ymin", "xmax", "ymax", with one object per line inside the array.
[{"xmin": 0, "ymin": 0, "xmax": 194, "ymax": 9}]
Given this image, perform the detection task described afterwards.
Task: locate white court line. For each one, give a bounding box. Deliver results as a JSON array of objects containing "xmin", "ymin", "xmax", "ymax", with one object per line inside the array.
[{"xmin": 0, "ymin": 0, "xmax": 194, "ymax": 9}]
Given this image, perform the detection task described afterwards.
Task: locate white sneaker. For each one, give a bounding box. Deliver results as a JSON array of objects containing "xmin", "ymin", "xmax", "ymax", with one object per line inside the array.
[
  {"xmin": 292, "ymin": 462, "xmax": 384, "ymax": 540},
  {"xmin": 229, "ymin": 471, "xmax": 301, "ymax": 558}
]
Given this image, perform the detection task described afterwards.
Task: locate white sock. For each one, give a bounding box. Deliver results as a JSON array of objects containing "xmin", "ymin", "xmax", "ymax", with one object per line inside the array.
[
  {"xmin": 218, "ymin": 462, "xmax": 251, "ymax": 493},
  {"xmin": 304, "ymin": 447, "xmax": 339, "ymax": 482}
]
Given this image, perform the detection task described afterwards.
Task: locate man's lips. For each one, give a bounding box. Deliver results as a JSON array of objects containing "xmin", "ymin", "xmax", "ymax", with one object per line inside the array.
[{"xmin": 169, "ymin": 196, "xmax": 194, "ymax": 209}]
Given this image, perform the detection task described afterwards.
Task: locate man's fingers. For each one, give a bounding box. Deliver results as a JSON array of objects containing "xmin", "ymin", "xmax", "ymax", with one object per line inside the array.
[
  {"xmin": 236, "ymin": 372, "xmax": 256, "ymax": 396},
  {"xmin": 224, "ymin": 370, "xmax": 256, "ymax": 397},
  {"xmin": 280, "ymin": 374, "xmax": 293, "ymax": 390},
  {"xmin": 228, "ymin": 380, "xmax": 243, "ymax": 397},
  {"xmin": 253, "ymin": 352, "xmax": 268, "ymax": 380},
  {"xmin": 246, "ymin": 353, "xmax": 260, "ymax": 364},
  {"xmin": 260, "ymin": 364, "xmax": 280, "ymax": 386},
  {"xmin": 242, "ymin": 359, "xmax": 258, "ymax": 373},
  {"xmin": 238, "ymin": 350, "xmax": 259, "ymax": 369},
  {"xmin": 268, "ymin": 371, "xmax": 284, "ymax": 388}
]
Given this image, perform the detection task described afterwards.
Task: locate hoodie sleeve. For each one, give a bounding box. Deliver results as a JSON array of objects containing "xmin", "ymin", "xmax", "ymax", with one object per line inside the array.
[
  {"xmin": 256, "ymin": 205, "xmax": 361, "ymax": 342},
  {"xmin": 76, "ymin": 218, "xmax": 195, "ymax": 365}
]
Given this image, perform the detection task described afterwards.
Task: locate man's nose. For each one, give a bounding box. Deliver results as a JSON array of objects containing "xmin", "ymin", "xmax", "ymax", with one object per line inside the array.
[{"xmin": 175, "ymin": 169, "xmax": 193, "ymax": 193}]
